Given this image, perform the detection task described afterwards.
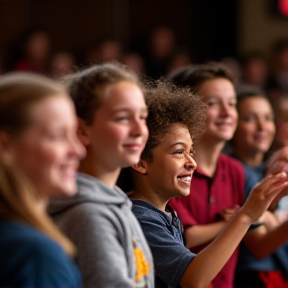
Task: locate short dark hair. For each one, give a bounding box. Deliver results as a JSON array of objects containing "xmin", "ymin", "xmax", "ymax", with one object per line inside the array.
[
  {"xmin": 236, "ymin": 85, "xmax": 269, "ymax": 110},
  {"xmin": 167, "ymin": 62, "xmax": 234, "ymax": 91}
]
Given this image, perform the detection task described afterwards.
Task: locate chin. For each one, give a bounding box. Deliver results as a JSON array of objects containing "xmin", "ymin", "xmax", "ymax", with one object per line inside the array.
[
  {"xmin": 57, "ymin": 183, "xmax": 77, "ymax": 196},
  {"xmin": 122, "ymin": 157, "xmax": 141, "ymax": 167},
  {"xmin": 177, "ymin": 188, "xmax": 191, "ymax": 197}
]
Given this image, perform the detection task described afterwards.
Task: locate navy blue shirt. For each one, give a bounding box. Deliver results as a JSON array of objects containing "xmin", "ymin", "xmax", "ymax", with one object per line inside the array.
[
  {"xmin": 0, "ymin": 220, "xmax": 82, "ymax": 288},
  {"xmin": 131, "ymin": 199, "xmax": 196, "ymax": 288}
]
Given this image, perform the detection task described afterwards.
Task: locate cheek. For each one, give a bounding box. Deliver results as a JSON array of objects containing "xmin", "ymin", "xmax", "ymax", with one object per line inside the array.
[
  {"xmin": 17, "ymin": 145, "xmax": 56, "ymax": 182},
  {"xmin": 232, "ymin": 110, "xmax": 238, "ymax": 123},
  {"xmin": 100, "ymin": 125, "xmax": 129, "ymax": 149},
  {"xmin": 239, "ymin": 124, "xmax": 255, "ymax": 135},
  {"xmin": 142, "ymin": 125, "xmax": 149, "ymax": 143},
  {"xmin": 269, "ymin": 124, "xmax": 276, "ymax": 137},
  {"xmin": 206, "ymin": 110, "xmax": 216, "ymax": 124}
]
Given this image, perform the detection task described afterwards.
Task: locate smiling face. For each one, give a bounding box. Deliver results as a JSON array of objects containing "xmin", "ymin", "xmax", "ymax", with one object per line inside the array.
[
  {"xmin": 85, "ymin": 81, "xmax": 149, "ymax": 172},
  {"xmin": 8, "ymin": 95, "xmax": 85, "ymax": 198},
  {"xmin": 197, "ymin": 78, "xmax": 238, "ymax": 143},
  {"xmin": 142, "ymin": 123, "xmax": 197, "ymax": 200},
  {"xmin": 233, "ymin": 96, "xmax": 275, "ymax": 155}
]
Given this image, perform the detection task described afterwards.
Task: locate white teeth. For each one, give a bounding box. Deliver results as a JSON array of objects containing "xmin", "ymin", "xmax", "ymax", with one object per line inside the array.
[{"xmin": 178, "ymin": 176, "xmax": 191, "ymax": 183}]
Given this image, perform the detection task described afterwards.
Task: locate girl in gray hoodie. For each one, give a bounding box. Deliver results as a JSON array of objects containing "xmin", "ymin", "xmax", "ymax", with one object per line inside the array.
[{"xmin": 49, "ymin": 63, "xmax": 154, "ymax": 288}]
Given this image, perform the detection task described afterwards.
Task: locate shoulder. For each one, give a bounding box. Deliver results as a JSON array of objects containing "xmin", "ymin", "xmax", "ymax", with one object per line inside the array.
[
  {"xmin": 132, "ymin": 200, "xmax": 164, "ymax": 222},
  {"xmin": 2, "ymin": 222, "xmax": 65, "ymax": 262},
  {"xmin": 219, "ymin": 154, "xmax": 245, "ymax": 176},
  {"xmin": 0, "ymin": 222, "xmax": 81, "ymax": 286}
]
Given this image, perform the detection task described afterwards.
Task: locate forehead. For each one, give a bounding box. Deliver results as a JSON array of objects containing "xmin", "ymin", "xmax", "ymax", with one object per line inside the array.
[
  {"xmin": 197, "ymin": 78, "xmax": 236, "ymax": 99},
  {"xmin": 103, "ymin": 81, "xmax": 142, "ymax": 100},
  {"xmin": 99, "ymin": 81, "xmax": 145, "ymax": 110},
  {"xmin": 238, "ymin": 96, "xmax": 272, "ymax": 113},
  {"xmin": 160, "ymin": 123, "xmax": 193, "ymax": 146},
  {"xmin": 30, "ymin": 95, "xmax": 74, "ymax": 128}
]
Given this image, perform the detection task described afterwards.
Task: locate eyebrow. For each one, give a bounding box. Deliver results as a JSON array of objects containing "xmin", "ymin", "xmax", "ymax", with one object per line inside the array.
[
  {"xmin": 169, "ymin": 142, "xmax": 193, "ymax": 149},
  {"xmin": 111, "ymin": 107, "xmax": 148, "ymax": 114}
]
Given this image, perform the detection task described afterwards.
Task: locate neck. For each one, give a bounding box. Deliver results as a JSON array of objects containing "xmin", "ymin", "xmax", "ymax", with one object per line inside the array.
[
  {"xmin": 34, "ymin": 194, "xmax": 48, "ymax": 214},
  {"xmin": 234, "ymin": 148, "xmax": 264, "ymax": 167},
  {"xmin": 194, "ymin": 139, "xmax": 225, "ymax": 177},
  {"xmin": 79, "ymin": 152, "xmax": 119, "ymax": 189},
  {"xmin": 132, "ymin": 178, "xmax": 169, "ymax": 212}
]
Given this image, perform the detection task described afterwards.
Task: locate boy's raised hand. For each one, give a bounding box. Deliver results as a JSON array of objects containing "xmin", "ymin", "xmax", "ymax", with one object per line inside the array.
[{"xmin": 240, "ymin": 172, "xmax": 288, "ymax": 223}]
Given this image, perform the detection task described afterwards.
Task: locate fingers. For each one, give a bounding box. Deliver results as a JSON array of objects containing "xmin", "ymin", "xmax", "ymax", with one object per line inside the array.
[
  {"xmin": 259, "ymin": 172, "xmax": 288, "ymax": 190},
  {"xmin": 265, "ymin": 180, "xmax": 288, "ymax": 197},
  {"xmin": 244, "ymin": 173, "xmax": 288, "ymax": 222},
  {"xmin": 266, "ymin": 147, "xmax": 288, "ymax": 167},
  {"xmin": 266, "ymin": 161, "xmax": 288, "ymax": 177},
  {"xmin": 266, "ymin": 147, "xmax": 288, "ymax": 176}
]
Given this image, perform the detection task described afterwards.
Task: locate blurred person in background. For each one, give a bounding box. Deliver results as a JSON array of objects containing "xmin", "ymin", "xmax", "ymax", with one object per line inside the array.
[
  {"xmin": 0, "ymin": 72, "xmax": 85, "ymax": 287},
  {"xmin": 266, "ymin": 39, "xmax": 288, "ymax": 102},
  {"xmin": 10, "ymin": 29, "xmax": 51, "ymax": 74},
  {"xmin": 97, "ymin": 39, "xmax": 123, "ymax": 63},
  {"xmin": 168, "ymin": 48, "xmax": 192, "ymax": 74},
  {"xmin": 121, "ymin": 52, "xmax": 145, "ymax": 75},
  {"xmin": 49, "ymin": 51, "xmax": 76, "ymax": 78},
  {"xmin": 231, "ymin": 89, "xmax": 288, "ymax": 288},
  {"xmin": 240, "ymin": 52, "xmax": 269, "ymax": 90},
  {"xmin": 145, "ymin": 26, "xmax": 176, "ymax": 79}
]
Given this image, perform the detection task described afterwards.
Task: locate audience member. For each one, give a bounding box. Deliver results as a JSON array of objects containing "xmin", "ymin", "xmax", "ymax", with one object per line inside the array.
[
  {"xmin": 117, "ymin": 81, "xmax": 288, "ymax": 288},
  {"xmin": 231, "ymin": 89, "xmax": 288, "ymax": 288},
  {"xmin": 121, "ymin": 52, "xmax": 145, "ymax": 75},
  {"xmin": 145, "ymin": 26, "xmax": 176, "ymax": 79},
  {"xmin": 240, "ymin": 52, "xmax": 269, "ymax": 89},
  {"xmin": 11, "ymin": 29, "xmax": 51, "ymax": 74},
  {"xmin": 168, "ymin": 63, "xmax": 288, "ymax": 288},
  {"xmin": 49, "ymin": 51, "xmax": 76, "ymax": 78},
  {"xmin": 49, "ymin": 63, "xmax": 154, "ymax": 287},
  {"xmin": 0, "ymin": 72, "xmax": 85, "ymax": 287}
]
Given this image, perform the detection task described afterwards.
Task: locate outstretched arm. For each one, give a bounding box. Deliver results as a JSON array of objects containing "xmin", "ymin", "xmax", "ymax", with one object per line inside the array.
[
  {"xmin": 180, "ymin": 172, "xmax": 288, "ymax": 288},
  {"xmin": 184, "ymin": 206, "xmax": 239, "ymax": 248}
]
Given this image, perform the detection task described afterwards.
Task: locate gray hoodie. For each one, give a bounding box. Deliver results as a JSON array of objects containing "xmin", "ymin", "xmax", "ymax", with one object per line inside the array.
[{"xmin": 48, "ymin": 173, "xmax": 154, "ymax": 288}]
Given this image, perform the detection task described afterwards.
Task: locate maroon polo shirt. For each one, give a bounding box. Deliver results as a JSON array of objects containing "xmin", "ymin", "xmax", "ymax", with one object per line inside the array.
[{"xmin": 170, "ymin": 154, "xmax": 245, "ymax": 288}]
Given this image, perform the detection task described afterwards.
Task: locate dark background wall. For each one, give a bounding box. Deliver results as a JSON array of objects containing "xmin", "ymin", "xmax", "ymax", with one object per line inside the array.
[
  {"xmin": 0, "ymin": 0, "xmax": 237, "ymax": 64},
  {"xmin": 0, "ymin": 0, "xmax": 287, "ymax": 67}
]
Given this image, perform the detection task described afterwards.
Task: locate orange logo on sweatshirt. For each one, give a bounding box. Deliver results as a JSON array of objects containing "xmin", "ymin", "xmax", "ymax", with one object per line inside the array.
[{"xmin": 133, "ymin": 239, "xmax": 151, "ymax": 287}]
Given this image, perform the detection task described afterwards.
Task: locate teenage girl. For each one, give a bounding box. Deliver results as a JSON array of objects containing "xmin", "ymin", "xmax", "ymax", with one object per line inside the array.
[
  {"xmin": 49, "ymin": 63, "xmax": 154, "ymax": 287},
  {"xmin": 0, "ymin": 73, "xmax": 85, "ymax": 287}
]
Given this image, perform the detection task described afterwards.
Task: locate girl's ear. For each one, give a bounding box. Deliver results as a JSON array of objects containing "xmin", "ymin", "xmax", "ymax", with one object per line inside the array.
[
  {"xmin": 77, "ymin": 118, "xmax": 90, "ymax": 146},
  {"xmin": 132, "ymin": 160, "xmax": 147, "ymax": 175}
]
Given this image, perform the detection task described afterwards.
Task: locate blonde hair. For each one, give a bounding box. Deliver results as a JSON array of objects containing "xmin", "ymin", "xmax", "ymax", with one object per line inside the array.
[{"xmin": 0, "ymin": 72, "xmax": 75, "ymax": 256}]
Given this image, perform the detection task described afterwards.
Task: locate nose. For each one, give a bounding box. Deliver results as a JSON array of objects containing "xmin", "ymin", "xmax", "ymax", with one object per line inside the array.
[
  {"xmin": 184, "ymin": 152, "xmax": 197, "ymax": 171},
  {"xmin": 131, "ymin": 118, "xmax": 149, "ymax": 139},
  {"xmin": 256, "ymin": 118, "xmax": 265, "ymax": 131},
  {"xmin": 220, "ymin": 102, "xmax": 230, "ymax": 116}
]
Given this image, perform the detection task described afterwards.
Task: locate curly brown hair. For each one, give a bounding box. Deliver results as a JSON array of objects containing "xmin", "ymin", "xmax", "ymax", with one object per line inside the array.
[
  {"xmin": 141, "ymin": 81, "xmax": 206, "ymax": 161},
  {"xmin": 117, "ymin": 81, "xmax": 206, "ymax": 192}
]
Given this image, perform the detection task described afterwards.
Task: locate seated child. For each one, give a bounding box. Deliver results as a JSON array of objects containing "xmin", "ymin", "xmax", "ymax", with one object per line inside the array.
[{"xmin": 118, "ymin": 81, "xmax": 288, "ymax": 288}]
